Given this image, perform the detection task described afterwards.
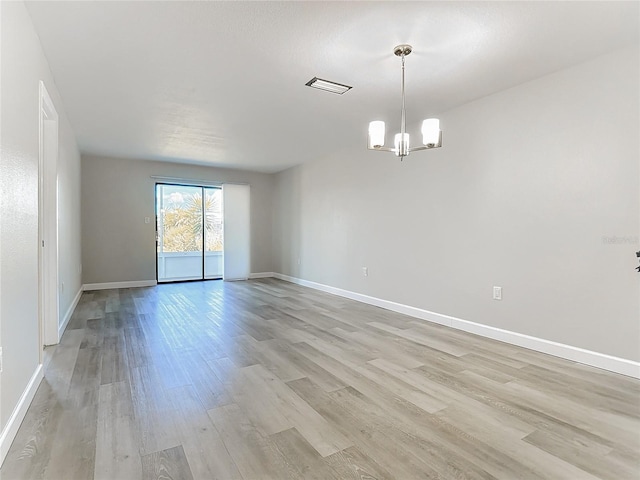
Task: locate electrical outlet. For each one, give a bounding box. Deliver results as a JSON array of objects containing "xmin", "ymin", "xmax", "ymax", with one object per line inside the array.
[
  {"xmin": 362, "ymin": 267, "xmax": 368, "ymax": 277},
  {"xmin": 493, "ymin": 286, "xmax": 502, "ymax": 300},
  {"xmin": 145, "ymin": 216, "xmax": 151, "ymax": 224}
]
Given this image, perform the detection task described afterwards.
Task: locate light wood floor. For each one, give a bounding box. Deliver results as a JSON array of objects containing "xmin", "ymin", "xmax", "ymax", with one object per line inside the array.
[{"xmin": 1, "ymin": 278, "xmax": 638, "ymax": 479}]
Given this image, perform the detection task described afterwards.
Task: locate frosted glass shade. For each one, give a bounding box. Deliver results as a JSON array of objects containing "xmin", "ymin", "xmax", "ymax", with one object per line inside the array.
[
  {"xmin": 421, "ymin": 118, "xmax": 440, "ymax": 146},
  {"xmin": 368, "ymin": 121, "xmax": 385, "ymax": 148},
  {"xmin": 394, "ymin": 133, "xmax": 410, "ymax": 155}
]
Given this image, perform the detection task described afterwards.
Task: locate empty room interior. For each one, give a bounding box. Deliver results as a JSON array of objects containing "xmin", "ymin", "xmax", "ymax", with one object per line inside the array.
[{"xmin": 1, "ymin": 1, "xmax": 639, "ymax": 479}]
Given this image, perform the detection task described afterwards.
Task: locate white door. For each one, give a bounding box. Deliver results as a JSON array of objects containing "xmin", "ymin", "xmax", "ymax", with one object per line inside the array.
[{"xmin": 39, "ymin": 81, "xmax": 60, "ymax": 348}]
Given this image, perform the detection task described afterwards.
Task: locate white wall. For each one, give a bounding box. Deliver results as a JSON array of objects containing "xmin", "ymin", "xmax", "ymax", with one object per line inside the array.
[
  {"xmin": 0, "ymin": 0, "xmax": 81, "ymax": 433},
  {"xmin": 81, "ymin": 155, "xmax": 274, "ymax": 285},
  {"xmin": 273, "ymin": 47, "xmax": 640, "ymax": 362}
]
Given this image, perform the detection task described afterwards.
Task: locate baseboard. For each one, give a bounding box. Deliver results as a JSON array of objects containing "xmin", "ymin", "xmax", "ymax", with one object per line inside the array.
[
  {"xmin": 59, "ymin": 287, "xmax": 82, "ymax": 339},
  {"xmin": 82, "ymin": 280, "xmax": 157, "ymax": 291},
  {"xmin": 249, "ymin": 272, "xmax": 275, "ymax": 279},
  {"xmin": 446, "ymin": 316, "xmax": 640, "ymax": 378},
  {"xmin": 83, "ymin": 276, "xmax": 276, "ymax": 288},
  {"xmin": 0, "ymin": 364, "xmax": 44, "ymax": 466},
  {"xmin": 272, "ymin": 273, "xmax": 640, "ymax": 379}
]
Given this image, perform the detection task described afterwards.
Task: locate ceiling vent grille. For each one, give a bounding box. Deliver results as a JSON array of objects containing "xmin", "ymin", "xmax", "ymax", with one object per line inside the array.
[{"xmin": 305, "ymin": 77, "xmax": 352, "ymax": 95}]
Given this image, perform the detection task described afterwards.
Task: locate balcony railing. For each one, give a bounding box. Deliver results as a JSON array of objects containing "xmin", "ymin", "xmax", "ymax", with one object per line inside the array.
[{"xmin": 157, "ymin": 251, "xmax": 223, "ymax": 282}]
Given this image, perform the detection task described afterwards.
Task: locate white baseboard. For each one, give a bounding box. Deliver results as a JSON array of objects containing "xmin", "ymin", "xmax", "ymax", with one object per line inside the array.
[
  {"xmin": 82, "ymin": 280, "xmax": 157, "ymax": 291},
  {"xmin": 249, "ymin": 272, "xmax": 275, "ymax": 279},
  {"xmin": 84, "ymin": 275, "xmax": 276, "ymax": 289},
  {"xmin": 59, "ymin": 287, "xmax": 82, "ymax": 339},
  {"xmin": 272, "ymin": 273, "xmax": 640, "ymax": 379},
  {"xmin": 0, "ymin": 364, "xmax": 44, "ymax": 466}
]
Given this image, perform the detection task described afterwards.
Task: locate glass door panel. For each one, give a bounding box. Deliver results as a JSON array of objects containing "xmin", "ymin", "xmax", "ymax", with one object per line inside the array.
[
  {"xmin": 204, "ymin": 187, "xmax": 223, "ymax": 279},
  {"xmin": 156, "ymin": 184, "xmax": 204, "ymax": 282}
]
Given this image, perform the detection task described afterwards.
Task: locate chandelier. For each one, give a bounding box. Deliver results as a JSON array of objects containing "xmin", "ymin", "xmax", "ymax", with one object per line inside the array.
[{"xmin": 368, "ymin": 44, "xmax": 442, "ymax": 159}]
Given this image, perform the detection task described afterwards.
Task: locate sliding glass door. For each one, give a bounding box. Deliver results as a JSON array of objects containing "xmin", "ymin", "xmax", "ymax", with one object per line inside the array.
[
  {"xmin": 156, "ymin": 184, "xmax": 223, "ymax": 282},
  {"xmin": 204, "ymin": 187, "xmax": 223, "ymax": 279}
]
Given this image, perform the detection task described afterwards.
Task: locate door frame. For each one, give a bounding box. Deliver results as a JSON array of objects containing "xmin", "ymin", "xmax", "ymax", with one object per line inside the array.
[{"xmin": 38, "ymin": 81, "xmax": 60, "ymax": 353}]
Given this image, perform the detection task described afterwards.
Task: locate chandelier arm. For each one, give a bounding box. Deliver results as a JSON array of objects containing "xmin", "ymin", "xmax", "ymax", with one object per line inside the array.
[
  {"xmin": 409, "ymin": 132, "xmax": 443, "ymax": 152},
  {"xmin": 409, "ymin": 145, "xmax": 436, "ymax": 152},
  {"xmin": 368, "ymin": 146, "xmax": 396, "ymax": 153}
]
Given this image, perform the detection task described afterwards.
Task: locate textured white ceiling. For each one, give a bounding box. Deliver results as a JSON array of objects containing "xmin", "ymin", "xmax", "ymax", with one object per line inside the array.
[{"xmin": 25, "ymin": 1, "xmax": 639, "ymax": 173}]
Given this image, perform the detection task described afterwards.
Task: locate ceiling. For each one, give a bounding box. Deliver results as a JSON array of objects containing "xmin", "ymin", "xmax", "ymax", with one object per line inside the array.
[{"xmin": 25, "ymin": 1, "xmax": 639, "ymax": 173}]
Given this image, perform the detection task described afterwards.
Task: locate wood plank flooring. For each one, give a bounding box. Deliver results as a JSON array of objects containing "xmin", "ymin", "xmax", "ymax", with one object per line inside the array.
[{"xmin": 1, "ymin": 278, "xmax": 638, "ymax": 479}]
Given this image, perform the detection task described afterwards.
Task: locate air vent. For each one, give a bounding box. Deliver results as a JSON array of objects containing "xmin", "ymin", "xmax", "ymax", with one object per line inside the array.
[{"xmin": 305, "ymin": 77, "xmax": 352, "ymax": 95}]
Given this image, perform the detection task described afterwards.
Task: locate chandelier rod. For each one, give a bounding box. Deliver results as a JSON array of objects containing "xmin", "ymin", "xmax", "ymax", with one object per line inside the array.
[{"xmin": 400, "ymin": 51, "xmax": 406, "ymax": 141}]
